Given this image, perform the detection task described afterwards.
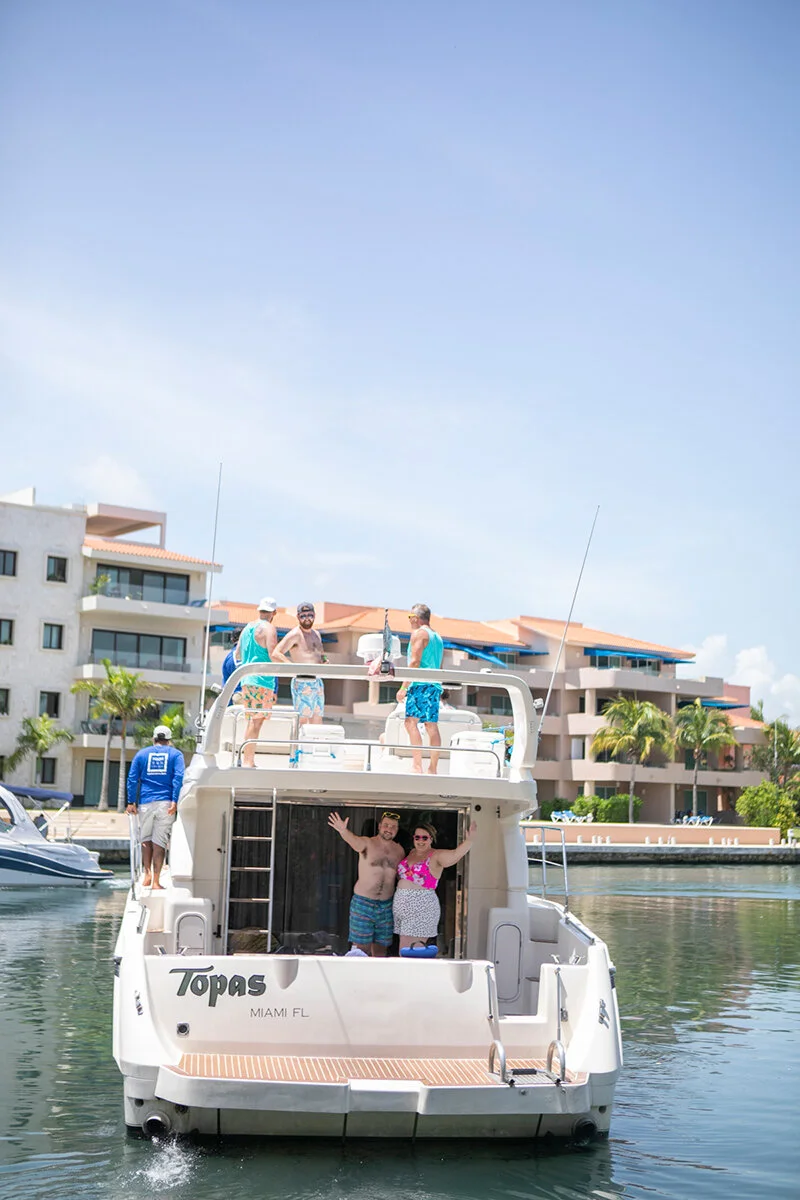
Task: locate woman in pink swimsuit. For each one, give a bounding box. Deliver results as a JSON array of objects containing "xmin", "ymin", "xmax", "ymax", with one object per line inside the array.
[{"xmin": 393, "ymin": 820, "xmax": 477, "ymax": 950}]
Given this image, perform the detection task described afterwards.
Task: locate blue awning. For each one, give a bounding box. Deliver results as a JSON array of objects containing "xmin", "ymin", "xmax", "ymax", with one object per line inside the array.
[
  {"xmin": 584, "ymin": 646, "xmax": 693, "ymax": 665},
  {"xmin": 442, "ymin": 641, "xmax": 508, "ymax": 668},
  {"xmin": 678, "ymin": 699, "xmax": 741, "ymax": 710},
  {"xmin": 4, "ymin": 785, "xmax": 74, "ymax": 803}
]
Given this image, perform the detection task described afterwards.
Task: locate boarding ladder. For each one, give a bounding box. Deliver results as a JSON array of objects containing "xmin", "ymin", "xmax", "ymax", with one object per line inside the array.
[{"xmin": 223, "ymin": 787, "xmax": 277, "ymax": 953}]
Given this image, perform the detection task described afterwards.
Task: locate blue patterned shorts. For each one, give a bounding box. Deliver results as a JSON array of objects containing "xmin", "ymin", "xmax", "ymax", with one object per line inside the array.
[
  {"xmin": 405, "ymin": 683, "xmax": 441, "ymax": 724},
  {"xmin": 291, "ymin": 676, "xmax": 325, "ymax": 718},
  {"xmin": 348, "ymin": 894, "xmax": 394, "ymax": 947}
]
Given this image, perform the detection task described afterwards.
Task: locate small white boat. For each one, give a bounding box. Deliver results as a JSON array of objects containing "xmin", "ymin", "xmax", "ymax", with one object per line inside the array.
[
  {"xmin": 113, "ymin": 663, "xmax": 622, "ymax": 1141},
  {"xmin": 0, "ymin": 785, "xmax": 113, "ymax": 886}
]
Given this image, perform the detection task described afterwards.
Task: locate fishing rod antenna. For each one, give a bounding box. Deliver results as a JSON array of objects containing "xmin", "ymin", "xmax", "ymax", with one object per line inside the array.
[
  {"xmin": 198, "ymin": 463, "xmax": 223, "ymax": 737},
  {"xmin": 538, "ymin": 506, "xmax": 600, "ymax": 737}
]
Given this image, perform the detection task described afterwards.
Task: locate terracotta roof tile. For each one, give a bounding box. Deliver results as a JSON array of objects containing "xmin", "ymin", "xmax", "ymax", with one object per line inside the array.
[
  {"xmin": 83, "ymin": 535, "xmax": 219, "ymax": 568},
  {"xmin": 510, "ymin": 615, "xmax": 693, "ymax": 660}
]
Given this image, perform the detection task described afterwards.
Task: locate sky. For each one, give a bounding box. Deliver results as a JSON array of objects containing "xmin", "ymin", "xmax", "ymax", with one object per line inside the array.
[{"xmin": 0, "ymin": 1, "xmax": 798, "ymax": 719}]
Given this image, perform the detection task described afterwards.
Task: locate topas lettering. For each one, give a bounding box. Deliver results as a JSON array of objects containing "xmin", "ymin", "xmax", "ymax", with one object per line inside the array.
[{"xmin": 169, "ymin": 966, "xmax": 266, "ymax": 1007}]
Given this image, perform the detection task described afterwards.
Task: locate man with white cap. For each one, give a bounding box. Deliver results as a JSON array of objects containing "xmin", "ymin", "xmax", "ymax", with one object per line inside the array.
[
  {"xmin": 238, "ymin": 597, "xmax": 286, "ymax": 767},
  {"xmin": 126, "ymin": 725, "xmax": 185, "ymax": 889}
]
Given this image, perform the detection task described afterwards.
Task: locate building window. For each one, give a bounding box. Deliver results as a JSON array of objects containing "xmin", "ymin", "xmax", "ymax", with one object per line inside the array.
[
  {"xmin": 493, "ymin": 651, "xmax": 517, "ymax": 666},
  {"xmin": 91, "ymin": 629, "xmax": 187, "ymax": 671},
  {"xmin": 466, "ymin": 691, "xmax": 478, "ymax": 707},
  {"xmin": 94, "ymin": 563, "xmax": 190, "ymax": 605},
  {"xmin": 0, "ymin": 756, "xmax": 4, "ymax": 780},
  {"xmin": 36, "ymin": 757, "xmax": 56, "ymax": 785},
  {"xmin": 379, "ymin": 683, "xmax": 399, "ymax": 704},
  {"xmin": 0, "ymin": 688, "xmax": 8, "ymax": 716},
  {"xmin": 684, "ymin": 749, "xmax": 708, "ymax": 770},
  {"xmin": 595, "ymin": 786, "xmax": 617, "ymax": 800},
  {"xmin": 570, "ymin": 737, "xmax": 585, "ymax": 760},
  {"xmin": 0, "ymin": 619, "xmax": 13, "ymax": 646},
  {"xmin": 39, "ymin": 692, "xmax": 61, "ymax": 718},
  {"xmin": 489, "ymin": 695, "xmax": 512, "ymax": 716},
  {"xmin": 46, "ymin": 555, "xmax": 68, "ymax": 583},
  {"xmin": 43, "ymin": 623, "xmax": 64, "ymax": 650},
  {"xmin": 0, "ymin": 550, "xmax": 17, "ymax": 576}
]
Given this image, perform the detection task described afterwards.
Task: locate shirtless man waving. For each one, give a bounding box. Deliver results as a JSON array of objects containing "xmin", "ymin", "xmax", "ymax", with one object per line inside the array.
[
  {"xmin": 328, "ymin": 810, "xmax": 404, "ymax": 955},
  {"xmin": 276, "ymin": 602, "xmax": 326, "ymax": 727}
]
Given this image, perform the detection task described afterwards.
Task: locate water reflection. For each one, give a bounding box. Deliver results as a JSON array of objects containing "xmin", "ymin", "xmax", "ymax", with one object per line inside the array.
[{"xmin": 0, "ymin": 868, "xmax": 799, "ymax": 1200}]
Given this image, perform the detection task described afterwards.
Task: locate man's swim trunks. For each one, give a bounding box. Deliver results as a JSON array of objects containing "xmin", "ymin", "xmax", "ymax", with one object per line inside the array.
[
  {"xmin": 348, "ymin": 893, "xmax": 394, "ymax": 947},
  {"xmin": 291, "ymin": 676, "xmax": 325, "ymax": 719},
  {"xmin": 405, "ymin": 682, "xmax": 441, "ymax": 724},
  {"xmin": 241, "ymin": 682, "xmax": 276, "ymax": 713}
]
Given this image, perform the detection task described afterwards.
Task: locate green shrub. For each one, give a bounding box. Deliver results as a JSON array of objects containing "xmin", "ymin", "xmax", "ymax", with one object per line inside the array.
[
  {"xmin": 594, "ymin": 794, "xmax": 642, "ymax": 823},
  {"xmin": 538, "ymin": 797, "xmax": 570, "ymax": 821},
  {"xmin": 572, "ymin": 796, "xmax": 596, "ymax": 818},
  {"xmin": 736, "ymin": 782, "xmax": 798, "ymax": 839}
]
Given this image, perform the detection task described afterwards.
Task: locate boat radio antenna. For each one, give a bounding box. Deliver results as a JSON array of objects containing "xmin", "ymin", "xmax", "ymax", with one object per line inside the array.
[
  {"xmin": 198, "ymin": 462, "xmax": 223, "ymax": 731},
  {"xmin": 538, "ymin": 505, "xmax": 600, "ymax": 735}
]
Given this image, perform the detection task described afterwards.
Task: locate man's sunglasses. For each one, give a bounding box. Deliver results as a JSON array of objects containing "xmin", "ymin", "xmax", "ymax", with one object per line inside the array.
[{"xmin": 381, "ymin": 811, "xmax": 401, "ymax": 822}]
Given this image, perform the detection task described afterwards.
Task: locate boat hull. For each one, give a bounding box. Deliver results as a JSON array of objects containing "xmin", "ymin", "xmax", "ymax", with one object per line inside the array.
[{"xmin": 0, "ymin": 844, "xmax": 112, "ymax": 886}]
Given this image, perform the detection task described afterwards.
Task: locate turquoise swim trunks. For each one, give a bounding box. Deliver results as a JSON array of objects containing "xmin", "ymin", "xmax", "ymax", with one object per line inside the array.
[{"xmin": 291, "ymin": 676, "xmax": 325, "ymax": 718}]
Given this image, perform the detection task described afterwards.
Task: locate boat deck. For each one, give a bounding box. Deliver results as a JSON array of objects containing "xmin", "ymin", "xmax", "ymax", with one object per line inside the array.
[{"xmin": 172, "ymin": 1053, "xmax": 586, "ymax": 1087}]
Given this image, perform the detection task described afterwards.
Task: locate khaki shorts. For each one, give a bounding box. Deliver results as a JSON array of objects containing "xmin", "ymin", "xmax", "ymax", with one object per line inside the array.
[{"xmin": 138, "ymin": 801, "xmax": 175, "ymax": 849}]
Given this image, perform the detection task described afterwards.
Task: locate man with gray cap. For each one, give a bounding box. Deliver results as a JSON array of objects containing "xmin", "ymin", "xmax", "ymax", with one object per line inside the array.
[
  {"xmin": 276, "ymin": 602, "xmax": 326, "ymax": 728},
  {"xmin": 126, "ymin": 725, "xmax": 185, "ymax": 889},
  {"xmin": 238, "ymin": 597, "xmax": 286, "ymax": 767}
]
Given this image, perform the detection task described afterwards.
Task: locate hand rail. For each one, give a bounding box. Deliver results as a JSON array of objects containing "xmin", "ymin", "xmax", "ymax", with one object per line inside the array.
[
  {"xmin": 524, "ymin": 822, "xmax": 571, "ymax": 912},
  {"xmin": 203, "ymin": 662, "xmax": 540, "ymax": 773},
  {"xmin": 232, "ymin": 737, "xmax": 503, "ymax": 776}
]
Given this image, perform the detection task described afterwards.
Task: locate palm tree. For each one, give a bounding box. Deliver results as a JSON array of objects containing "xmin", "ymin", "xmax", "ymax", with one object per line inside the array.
[
  {"xmin": 5, "ymin": 715, "xmax": 74, "ymax": 785},
  {"xmin": 750, "ymin": 716, "xmax": 800, "ymax": 787},
  {"xmin": 591, "ymin": 695, "xmax": 674, "ymax": 823},
  {"xmin": 135, "ymin": 703, "xmax": 196, "ymax": 762},
  {"xmin": 674, "ymin": 698, "xmax": 736, "ymax": 817},
  {"xmin": 72, "ymin": 661, "xmax": 161, "ymax": 811}
]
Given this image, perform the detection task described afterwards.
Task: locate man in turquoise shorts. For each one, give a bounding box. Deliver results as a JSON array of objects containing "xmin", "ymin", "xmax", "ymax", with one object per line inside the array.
[
  {"xmin": 275, "ymin": 602, "xmax": 326, "ymax": 727},
  {"xmin": 238, "ymin": 596, "xmax": 285, "ymax": 767},
  {"xmin": 397, "ymin": 603, "xmax": 444, "ymax": 774},
  {"xmin": 328, "ymin": 810, "xmax": 404, "ymax": 955}
]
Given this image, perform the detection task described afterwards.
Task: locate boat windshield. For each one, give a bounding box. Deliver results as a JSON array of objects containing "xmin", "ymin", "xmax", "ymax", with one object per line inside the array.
[{"xmin": 0, "ymin": 798, "xmax": 16, "ymax": 830}]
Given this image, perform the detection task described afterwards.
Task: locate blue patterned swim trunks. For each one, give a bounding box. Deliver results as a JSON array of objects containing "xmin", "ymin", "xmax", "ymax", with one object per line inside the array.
[
  {"xmin": 405, "ymin": 682, "xmax": 441, "ymax": 724},
  {"xmin": 349, "ymin": 894, "xmax": 394, "ymax": 947},
  {"xmin": 291, "ymin": 676, "xmax": 325, "ymax": 719}
]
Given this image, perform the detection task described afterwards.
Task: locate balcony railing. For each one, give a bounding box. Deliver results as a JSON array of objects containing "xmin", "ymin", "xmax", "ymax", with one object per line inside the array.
[
  {"xmin": 86, "ymin": 650, "xmax": 200, "ymax": 674},
  {"xmin": 86, "ymin": 583, "xmax": 204, "ymax": 606}
]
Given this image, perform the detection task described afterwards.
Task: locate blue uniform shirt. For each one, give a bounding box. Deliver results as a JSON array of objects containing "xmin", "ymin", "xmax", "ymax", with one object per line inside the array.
[
  {"xmin": 127, "ymin": 743, "xmax": 185, "ymax": 806},
  {"xmin": 222, "ymin": 648, "xmax": 242, "ymax": 702}
]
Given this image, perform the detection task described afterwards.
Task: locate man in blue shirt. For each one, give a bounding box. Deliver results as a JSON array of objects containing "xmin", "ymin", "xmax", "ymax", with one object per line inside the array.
[
  {"xmin": 126, "ymin": 725, "xmax": 185, "ymax": 889},
  {"xmin": 221, "ymin": 630, "xmax": 242, "ymax": 704}
]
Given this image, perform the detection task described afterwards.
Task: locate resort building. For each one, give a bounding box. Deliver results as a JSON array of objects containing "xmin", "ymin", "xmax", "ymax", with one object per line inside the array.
[
  {"xmin": 0, "ymin": 488, "xmax": 221, "ymax": 804},
  {"xmin": 210, "ymin": 601, "xmax": 765, "ymax": 823}
]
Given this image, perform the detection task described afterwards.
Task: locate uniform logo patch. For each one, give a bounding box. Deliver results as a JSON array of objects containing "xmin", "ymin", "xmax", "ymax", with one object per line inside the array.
[{"xmin": 147, "ymin": 751, "xmax": 169, "ymax": 775}]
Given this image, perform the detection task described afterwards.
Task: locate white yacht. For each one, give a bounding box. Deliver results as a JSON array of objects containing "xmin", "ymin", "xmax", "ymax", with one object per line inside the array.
[{"xmin": 113, "ymin": 661, "xmax": 622, "ymax": 1140}]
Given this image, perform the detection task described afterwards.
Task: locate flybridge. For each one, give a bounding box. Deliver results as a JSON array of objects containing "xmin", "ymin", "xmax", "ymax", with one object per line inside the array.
[{"xmin": 202, "ymin": 661, "xmax": 544, "ymax": 778}]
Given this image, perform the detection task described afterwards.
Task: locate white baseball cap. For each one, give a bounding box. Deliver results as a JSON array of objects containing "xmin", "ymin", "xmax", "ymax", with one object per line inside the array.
[
  {"xmin": 153, "ymin": 725, "xmax": 172, "ymax": 740},
  {"xmin": 257, "ymin": 596, "xmax": 277, "ymax": 612}
]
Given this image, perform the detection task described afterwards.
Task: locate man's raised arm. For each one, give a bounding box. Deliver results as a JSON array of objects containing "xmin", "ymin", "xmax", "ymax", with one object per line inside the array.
[{"xmin": 328, "ymin": 811, "xmax": 369, "ymax": 853}]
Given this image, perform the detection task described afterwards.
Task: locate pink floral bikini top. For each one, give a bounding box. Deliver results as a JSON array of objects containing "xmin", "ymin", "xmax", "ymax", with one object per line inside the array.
[{"xmin": 397, "ymin": 854, "xmax": 438, "ymax": 889}]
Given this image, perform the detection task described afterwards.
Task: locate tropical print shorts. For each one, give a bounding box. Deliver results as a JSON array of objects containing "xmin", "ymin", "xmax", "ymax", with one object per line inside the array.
[
  {"xmin": 405, "ymin": 682, "xmax": 441, "ymax": 724},
  {"xmin": 291, "ymin": 676, "xmax": 325, "ymax": 718},
  {"xmin": 349, "ymin": 894, "xmax": 394, "ymax": 947},
  {"xmin": 241, "ymin": 682, "xmax": 276, "ymax": 713}
]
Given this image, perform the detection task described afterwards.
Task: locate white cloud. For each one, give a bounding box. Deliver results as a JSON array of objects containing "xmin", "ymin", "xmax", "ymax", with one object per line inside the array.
[
  {"xmin": 676, "ymin": 635, "xmax": 800, "ymax": 724},
  {"xmin": 71, "ymin": 455, "xmax": 158, "ymax": 509}
]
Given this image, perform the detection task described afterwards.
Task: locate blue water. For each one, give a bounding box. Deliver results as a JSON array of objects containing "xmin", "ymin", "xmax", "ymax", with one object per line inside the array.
[{"xmin": 1, "ymin": 865, "xmax": 798, "ymax": 1199}]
